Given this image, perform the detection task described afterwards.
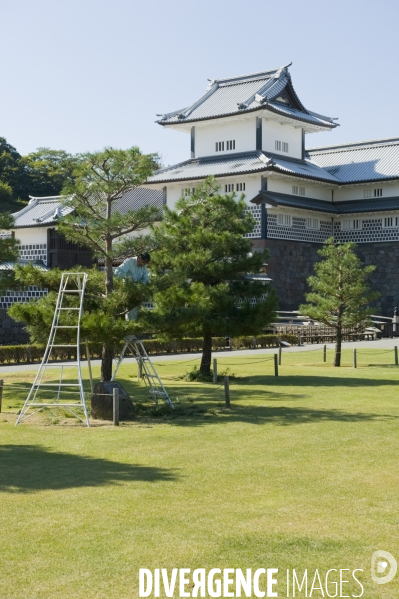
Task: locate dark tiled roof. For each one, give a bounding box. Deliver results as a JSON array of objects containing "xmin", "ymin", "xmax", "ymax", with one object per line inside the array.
[
  {"xmin": 251, "ymin": 190, "xmax": 399, "ymax": 215},
  {"xmin": 157, "ymin": 65, "xmax": 336, "ymax": 129},
  {"xmin": 148, "ymin": 152, "xmax": 340, "ymax": 184},
  {"xmin": 308, "ymin": 137, "xmax": 399, "ymax": 183}
]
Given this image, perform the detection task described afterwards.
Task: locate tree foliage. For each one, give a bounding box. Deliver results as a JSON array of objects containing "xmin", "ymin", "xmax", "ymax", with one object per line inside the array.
[
  {"xmin": 57, "ymin": 146, "xmax": 161, "ymax": 380},
  {"xmin": 9, "ymin": 264, "xmax": 150, "ymax": 358},
  {"xmin": 0, "ymin": 137, "xmax": 77, "ymax": 211},
  {"xmin": 144, "ymin": 178, "xmax": 278, "ymax": 376},
  {"xmin": 19, "ymin": 148, "xmax": 77, "ymax": 199},
  {"xmin": 299, "ymin": 238, "xmax": 379, "ymax": 366}
]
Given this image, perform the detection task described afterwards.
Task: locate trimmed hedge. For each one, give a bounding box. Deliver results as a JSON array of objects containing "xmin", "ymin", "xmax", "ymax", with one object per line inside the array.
[
  {"xmin": 0, "ymin": 335, "xmax": 293, "ymax": 365},
  {"xmin": 232, "ymin": 334, "xmax": 298, "ymax": 349}
]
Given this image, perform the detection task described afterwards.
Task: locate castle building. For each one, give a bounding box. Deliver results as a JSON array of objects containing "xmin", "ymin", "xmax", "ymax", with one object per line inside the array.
[{"xmin": 146, "ymin": 64, "xmax": 399, "ymax": 315}]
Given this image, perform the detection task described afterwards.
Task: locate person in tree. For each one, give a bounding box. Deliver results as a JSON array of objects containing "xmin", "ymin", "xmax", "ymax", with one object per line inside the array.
[{"xmin": 114, "ymin": 252, "xmax": 151, "ymax": 320}]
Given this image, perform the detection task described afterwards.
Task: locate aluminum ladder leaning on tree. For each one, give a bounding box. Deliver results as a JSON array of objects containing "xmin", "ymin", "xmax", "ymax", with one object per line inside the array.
[
  {"xmin": 112, "ymin": 335, "xmax": 174, "ymax": 409},
  {"xmin": 16, "ymin": 272, "xmax": 90, "ymax": 427}
]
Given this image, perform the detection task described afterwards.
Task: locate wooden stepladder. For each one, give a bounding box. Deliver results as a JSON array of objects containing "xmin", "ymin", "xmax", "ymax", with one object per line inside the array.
[
  {"xmin": 16, "ymin": 272, "xmax": 90, "ymax": 426},
  {"xmin": 112, "ymin": 335, "xmax": 174, "ymax": 409}
]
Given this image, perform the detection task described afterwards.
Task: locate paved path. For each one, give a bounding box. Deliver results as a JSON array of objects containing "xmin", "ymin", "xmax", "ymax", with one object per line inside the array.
[{"xmin": 1, "ymin": 337, "xmax": 398, "ymax": 374}]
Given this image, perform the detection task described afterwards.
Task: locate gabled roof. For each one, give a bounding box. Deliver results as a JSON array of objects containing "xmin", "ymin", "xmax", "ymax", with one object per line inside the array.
[
  {"xmin": 251, "ymin": 190, "xmax": 399, "ymax": 215},
  {"xmin": 11, "ymin": 188, "xmax": 164, "ymax": 228},
  {"xmin": 308, "ymin": 137, "xmax": 399, "ymax": 183},
  {"xmin": 157, "ymin": 64, "xmax": 337, "ymax": 129},
  {"xmin": 12, "ymin": 196, "xmax": 74, "ymax": 228},
  {"xmin": 147, "ymin": 151, "xmax": 341, "ymax": 185}
]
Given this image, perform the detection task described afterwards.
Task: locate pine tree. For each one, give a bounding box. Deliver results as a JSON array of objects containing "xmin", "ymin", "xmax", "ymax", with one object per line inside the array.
[
  {"xmin": 145, "ymin": 178, "xmax": 278, "ymax": 376},
  {"xmin": 299, "ymin": 238, "xmax": 379, "ymax": 366}
]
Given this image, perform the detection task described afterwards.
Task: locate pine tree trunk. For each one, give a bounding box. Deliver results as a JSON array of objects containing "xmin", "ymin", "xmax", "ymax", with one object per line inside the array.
[
  {"xmin": 200, "ymin": 332, "xmax": 212, "ymax": 377},
  {"xmin": 334, "ymin": 322, "xmax": 342, "ymax": 367},
  {"xmin": 101, "ymin": 343, "xmax": 114, "ymax": 382},
  {"xmin": 105, "ymin": 240, "xmax": 113, "ymax": 296}
]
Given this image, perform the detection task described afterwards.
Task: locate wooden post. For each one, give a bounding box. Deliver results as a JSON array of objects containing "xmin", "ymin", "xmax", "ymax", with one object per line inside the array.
[
  {"xmin": 323, "ymin": 344, "xmax": 327, "ymax": 363},
  {"xmin": 113, "ymin": 387, "xmax": 119, "ymax": 426},
  {"xmin": 138, "ymin": 359, "xmax": 143, "ymax": 380},
  {"xmin": 213, "ymin": 358, "xmax": 217, "ymax": 384},
  {"xmin": 274, "ymin": 354, "xmax": 279, "ymax": 377},
  {"xmin": 224, "ymin": 376, "xmax": 230, "ymax": 408},
  {"xmin": 85, "ymin": 340, "xmax": 94, "ymax": 394},
  {"xmin": 395, "ymin": 346, "xmax": 398, "ymax": 366},
  {"xmin": 0, "ymin": 379, "xmax": 3, "ymax": 413},
  {"xmin": 278, "ymin": 346, "xmax": 282, "ymax": 366},
  {"xmin": 353, "ymin": 348, "xmax": 357, "ymax": 369}
]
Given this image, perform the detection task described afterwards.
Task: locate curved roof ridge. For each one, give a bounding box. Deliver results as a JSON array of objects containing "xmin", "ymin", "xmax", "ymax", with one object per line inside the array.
[{"xmin": 211, "ymin": 63, "xmax": 291, "ymax": 86}]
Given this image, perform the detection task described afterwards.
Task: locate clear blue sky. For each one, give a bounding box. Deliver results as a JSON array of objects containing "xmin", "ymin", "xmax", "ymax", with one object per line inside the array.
[{"xmin": 1, "ymin": 0, "xmax": 398, "ymax": 167}]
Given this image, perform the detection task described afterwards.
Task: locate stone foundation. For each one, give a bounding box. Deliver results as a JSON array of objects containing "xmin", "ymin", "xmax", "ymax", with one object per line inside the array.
[
  {"xmin": 253, "ymin": 238, "xmax": 399, "ymax": 316},
  {"xmin": 0, "ymin": 309, "xmax": 29, "ymax": 345}
]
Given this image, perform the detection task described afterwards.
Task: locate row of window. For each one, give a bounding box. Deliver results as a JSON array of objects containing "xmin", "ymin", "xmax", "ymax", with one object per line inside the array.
[
  {"xmin": 216, "ymin": 140, "xmax": 235, "ymax": 152},
  {"xmin": 275, "ymin": 140, "xmax": 289, "ymax": 153},
  {"xmin": 363, "ymin": 188, "xmax": 383, "ymax": 198},
  {"xmin": 292, "ymin": 185, "xmax": 306, "ymax": 196},
  {"xmin": 225, "ymin": 182, "xmax": 246, "ymax": 192},
  {"xmin": 276, "ymin": 215, "xmax": 399, "ymax": 230},
  {"xmin": 182, "ymin": 182, "xmax": 246, "ymax": 196},
  {"xmin": 277, "ymin": 214, "xmax": 320, "ymax": 230}
]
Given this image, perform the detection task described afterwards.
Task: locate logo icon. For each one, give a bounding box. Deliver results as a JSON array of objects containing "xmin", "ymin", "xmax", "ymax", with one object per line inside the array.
[{"xmin": 371, "ymin": 550, "xmax": 397, "ymax": 584}]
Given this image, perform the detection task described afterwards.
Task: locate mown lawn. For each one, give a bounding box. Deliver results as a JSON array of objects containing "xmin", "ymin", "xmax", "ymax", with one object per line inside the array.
[{"xmin": 0, "ymin": 347, "xmax": 398, "ymax": 598}]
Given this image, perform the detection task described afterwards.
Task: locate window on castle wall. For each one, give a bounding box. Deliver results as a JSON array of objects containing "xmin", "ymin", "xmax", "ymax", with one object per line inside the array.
[
  {"xmin": 215, "ymin": 141, "xmax": 225, "ymax": 152},
  {"xmin": 277, "ymin": 213, "xmax": 292, "ymax": 226},
  {"xmin": 374, "ymin": 188, "xmax": 383, "ymax": 197},
  {"xmin": 383, "ymin": 216, "xmax": 399, "ymax": 228},
  {"xmin": 182, "ymin": 187, "xmax": 196, "ymax": 197},
  {"xmin": 275, "ymin": 140, "xmax": 289, "ymax": 152},
  {"xmin": 226, "ymin": 140, "xmax": 235, "ymax": 150},
  {"xmin": 305, "ymin": 217, "xmax": 320, "ymax": 230},
  {"xmin": 363, "ymin": 189, "xmax": 372, "ymax": 198},
  {"xmin": 224, "ymin": 182, "xmax": 246, "ymax": 193},
  {"xmin": 292, "ymin": 185, "xmax": 305, "ymax": 196},
  {"xmin": 341, "ymin": 219, "xmax": 362, "ymax": 230}
]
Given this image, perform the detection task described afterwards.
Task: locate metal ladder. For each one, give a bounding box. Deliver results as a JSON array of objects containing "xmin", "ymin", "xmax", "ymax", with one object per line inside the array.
[
  {"xmin": 16, "ymin": 272, "xmax": 90, "ymax": 426},
  {"xmin": 112, "ymin": 335, "xmax": 174, "ymax": 409}
]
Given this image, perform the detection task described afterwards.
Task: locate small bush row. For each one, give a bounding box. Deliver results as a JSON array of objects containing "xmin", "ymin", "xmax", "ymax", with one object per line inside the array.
[{"xmin": 0, "ymin": 335, "xmax": 295, "ymax": 365}]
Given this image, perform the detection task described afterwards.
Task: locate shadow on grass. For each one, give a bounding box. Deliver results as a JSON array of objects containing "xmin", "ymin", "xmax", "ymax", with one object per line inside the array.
[
  {"xmin": 0, "ymin": 445, "xmax": 179, "ymax": 493},
  {"xmin": 138, "ymin": 401, "xmax": 395, "ymax": 428},
  {"xmin": 237, "ymin": 374, "xmax": 399, "ymax": 387}
]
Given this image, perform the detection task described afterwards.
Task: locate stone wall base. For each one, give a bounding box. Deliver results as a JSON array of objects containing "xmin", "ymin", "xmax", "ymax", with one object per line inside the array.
[
  {"xmin": 0, "ymin": 309, "xmax": 29, "ymax": 345},
  {"xmin": 253, "ymin": 238, "xmax": 399, "ymax": 316}
]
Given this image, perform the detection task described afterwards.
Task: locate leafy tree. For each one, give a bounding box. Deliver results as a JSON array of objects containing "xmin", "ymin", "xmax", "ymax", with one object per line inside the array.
[
  {"xmin": 56, "ymin": 146, "xmax": 161, "ymax": 381},
  {"xmin": 0, "ymin": 212, "xmax": 20, "ymax": 291},
  {"xmin": 299, "ymin": 238, "xmax": 379, "ymax": 367},
  {"xmin": 0, "ymin": 137, "xmax": 23, "ymax": 208},
  {"xmin": 145, "ymin": 178, "xmax": 278, "ymax": 377},
  {"xmin": 19, "ymin": 148, "xmax": 77, "ymax": 199},
  {"xmin": 9, "ymin": 265, "xmax": 151, "ymax": 369}
]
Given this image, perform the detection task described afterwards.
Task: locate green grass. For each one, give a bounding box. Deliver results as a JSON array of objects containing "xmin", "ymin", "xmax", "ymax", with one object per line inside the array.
[{"xmin": 0, "ymin": 348, "xmax": 399, "ymax": 598}]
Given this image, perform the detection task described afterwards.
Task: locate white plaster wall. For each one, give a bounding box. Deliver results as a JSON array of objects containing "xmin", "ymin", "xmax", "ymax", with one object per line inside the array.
[
  {"xmin": 267, "ymin": 177, "xmax": 332, "ymax": 201},
  {"xmin": 195, "ymin": 119, "xmax": 256, "ymax": 157},
  {"xmin": 262, "ymin": 120, "xmax": 302, "ymax": 159},
  {"xmin": 166, "ymin": 175, "xmax": 262, "ymax": 210},
  {"xmin": 14, "ymin": 227, "xmax": 48, "ymax": 246},
  {"xmin": 334, "ymin": 183, "xmax": 399, "ymax": 202}
]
